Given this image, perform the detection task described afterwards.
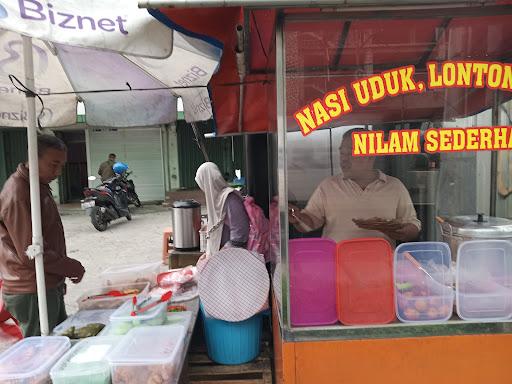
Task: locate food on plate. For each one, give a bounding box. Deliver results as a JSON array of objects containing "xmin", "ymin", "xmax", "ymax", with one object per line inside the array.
[
  {"xmin": 112, "ymin": 363, "xmax": 176, "ymax": 384},
  {"xmin": 60, "ymin": 323, "xmax": 105, "ymax": 339}
]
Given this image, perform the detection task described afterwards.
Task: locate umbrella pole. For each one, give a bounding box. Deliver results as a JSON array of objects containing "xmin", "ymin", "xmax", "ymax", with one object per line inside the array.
[{"xmin": 22, "ymin": 35, "xmax": 50, "ymax": 336}]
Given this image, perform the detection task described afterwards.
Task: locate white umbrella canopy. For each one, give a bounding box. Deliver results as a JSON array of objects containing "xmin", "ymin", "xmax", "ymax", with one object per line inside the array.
[{"xmin": 0, "ymin": 0, "xmax": 222, "ymax": 335}]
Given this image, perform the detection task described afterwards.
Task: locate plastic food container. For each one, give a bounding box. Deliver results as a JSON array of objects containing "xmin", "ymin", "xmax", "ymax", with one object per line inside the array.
[
  {"xmin": 100, "ymin": 262, "xmax": 161, "ymax": 287},
  {"xmin": 52, "ymin": 309, "xmax": 116, "ymax": 341},
  {"xmin": 289, "ymin": 238, "xmax": 337, "ymax": 326},
  {"xmin": 336, "ymin": 238, "xmax": 395, "ymax": 325},
  {"xmin": 50, "ymin": 337, "xmax": 120, "ymax": 384},
  {"xmin": 456, "ymin": 240, "xmax": 512, "ymax": 321},
  {"xmin": 77, "ymin": 282, "xmax": 150, "ymax": 310},
  {"xmin": 107, "ymin": 325, "xmax": 186, "ymax": 384},
  {"xmin": 0, "ymin": 336, "xmax": 70, "ymax": 384},
  {"xmin": 394, "ymin": 242, "xmax": 454, "ymax": 323},
  {"xmin": 109, "ymin": 297, "xmax": 167, "ymax": 330},
  {"xmin": 100, "ymin": 311, "xmax": 193, "ymax": 336}
]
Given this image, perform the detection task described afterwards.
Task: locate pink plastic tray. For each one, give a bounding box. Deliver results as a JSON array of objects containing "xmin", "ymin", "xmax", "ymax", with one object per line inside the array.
[{"xmin": 289, "ymin": 238, "xmax": 337, "ymax": 326}]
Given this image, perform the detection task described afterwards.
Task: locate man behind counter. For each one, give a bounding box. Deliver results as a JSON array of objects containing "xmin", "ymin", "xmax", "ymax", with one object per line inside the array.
[
  {"xmin": 0, "ymin": 134, "xmax": 85, "ymax": 336},
  {"xmin": 288, "ymin": 128, "xmax": 420, "ymax": 245}
]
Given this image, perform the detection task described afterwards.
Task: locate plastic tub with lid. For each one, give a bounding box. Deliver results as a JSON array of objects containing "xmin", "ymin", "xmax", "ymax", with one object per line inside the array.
[
  {"xmin": 100, "ymin": 311, "xmax": 192, "ymax": 336},
  {"xmin": 336, "ymin": 238, "xmax": 395, "ymax": 325},
  {"xmin": 0, "ymin": 336, "xmax": 70, "ymax": 384},
  {"xmin": 107, "ymin": 325, "xmax": 186, "ymax": 384},
  {"xmin": 100, "ymin": 262, "xmax": 161, "ymax": 287},
  {"xmin": 456, "ymin": 240, "xmax": 512, "ymax": 321},
  {"xmin": 77, "ymin": 282, "xmax": 150, "ymax": 310},
  {"xmin": 50, "ymin": 336, "xmax": 120, "ymax": 384},
  {"xmin": 394, "ymin": 242, "xmax": 454, "ymax": 323},
  {"xmin": 109, "ymin": 297, "xmax": 167, "ymax": 330},
  {"xmin": 52, "ymin": 309, "xmax": 115, "ymax": 343},
  {"xmin": 289, "ymin": 238, "xmax": 337, "ymax": 326}
]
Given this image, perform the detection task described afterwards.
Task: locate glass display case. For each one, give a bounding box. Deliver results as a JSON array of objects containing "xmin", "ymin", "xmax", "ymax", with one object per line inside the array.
[{"xmin": 269, "ymin": 6, "xmax": 512, "ymax": 342}]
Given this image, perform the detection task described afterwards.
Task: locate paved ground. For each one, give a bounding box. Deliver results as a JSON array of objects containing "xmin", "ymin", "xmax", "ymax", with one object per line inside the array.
[{"xmin": 60, "ymin": 204, "xmax": 172, "ymax": 314}]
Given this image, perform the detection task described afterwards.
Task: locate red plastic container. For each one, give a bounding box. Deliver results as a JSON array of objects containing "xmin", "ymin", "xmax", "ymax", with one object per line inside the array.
[{"xmin": 336, "ymin": 238, "xmax": 395, "ymax": 325}]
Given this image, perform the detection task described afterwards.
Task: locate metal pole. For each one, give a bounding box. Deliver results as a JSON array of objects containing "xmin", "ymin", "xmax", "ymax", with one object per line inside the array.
[
  {"xmin": 22, "ymin": 35, "xmax": 50, "ymax": 336},
  {"xmin": 139, "ymin": 0, "xmax": 488, "ymax": 8},
  {"xmin": 191, "ymin": 122, "xmax": 210, "ymax": 162},
  {"xmin": 490, "ymin": 91, "xmax": 500, "ymax": 217},
  {"xmin": 275, "ymin": 12, "xmax": 291, "ymax": 331}
]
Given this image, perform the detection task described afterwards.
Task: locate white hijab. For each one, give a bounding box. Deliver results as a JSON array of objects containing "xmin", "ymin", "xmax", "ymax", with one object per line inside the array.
[{"xmin": 195, "ymin": 162, "xmax": 236, "ymax": 256}]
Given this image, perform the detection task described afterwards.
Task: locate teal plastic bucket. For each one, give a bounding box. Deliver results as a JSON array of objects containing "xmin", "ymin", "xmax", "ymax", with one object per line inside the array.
[{"xmin": 200, "ymin": 303, "xmax": 262, "ymax": 365}]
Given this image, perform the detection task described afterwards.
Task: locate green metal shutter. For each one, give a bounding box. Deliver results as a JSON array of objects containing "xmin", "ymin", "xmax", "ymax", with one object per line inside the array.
[
  {"xmin": 0, "ymin": 130, "xmax": 28, "ymax": 189},
  {"xmin": 176, "ymin": 121, "xmax": 245, "ymax": 189},
  {"xmin": 88, "ymin": 128, "xmax": 165, "ymax": 201}
]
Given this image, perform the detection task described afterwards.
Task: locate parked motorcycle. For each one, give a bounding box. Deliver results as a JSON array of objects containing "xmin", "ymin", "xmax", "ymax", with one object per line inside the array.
[
  {"xmin": 81, "ymin": 175, "xmax": 132, "ymax": 232},
  {"xmin": 121, "ymin": 171, "xmax": 142, "ymax": 207}
]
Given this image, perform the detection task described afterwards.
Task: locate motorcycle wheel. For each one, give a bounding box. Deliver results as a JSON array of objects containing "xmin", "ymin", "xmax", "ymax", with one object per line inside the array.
[
  {"xmin": 91, "ymin": 207, "xmax": 108, "ymax": 231},
  {"xmin": 134, "ymin": 197, "xmax": 142, "ymax": 208},
  {"xmin": 126, "ymin": 211, "xmax": 132, "ymax": 221}
]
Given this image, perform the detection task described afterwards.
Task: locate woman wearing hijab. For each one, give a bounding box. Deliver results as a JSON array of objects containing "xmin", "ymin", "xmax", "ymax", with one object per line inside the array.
[{"xmin": 195, "ymin": 162, "xmax": 250, "ymax": 257}]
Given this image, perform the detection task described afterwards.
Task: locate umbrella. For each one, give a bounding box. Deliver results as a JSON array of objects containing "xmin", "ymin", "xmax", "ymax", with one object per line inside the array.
[{"xmin": 0, "ymin": 0, "xmax": 222, "ymax": 335}]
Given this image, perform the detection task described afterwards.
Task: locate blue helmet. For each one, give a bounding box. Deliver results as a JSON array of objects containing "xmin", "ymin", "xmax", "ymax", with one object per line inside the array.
[{"xmin": 113, "ymin": 162, "xmax": 129, "ymax": 175}]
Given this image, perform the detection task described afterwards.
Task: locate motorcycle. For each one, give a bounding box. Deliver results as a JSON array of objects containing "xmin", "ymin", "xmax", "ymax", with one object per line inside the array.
[
  {"xmin": 121, "ymin": 171, "xmax": 142, "ymax": 207},
  {"xmin": 81, "ymin": 175, "xmax": 132, "ymax": 232}
]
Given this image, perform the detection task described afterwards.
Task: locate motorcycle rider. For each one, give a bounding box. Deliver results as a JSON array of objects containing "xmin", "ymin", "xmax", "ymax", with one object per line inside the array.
[{"xmin": 98, "ymin": 153, "xmax": 116, "ymax": 182}]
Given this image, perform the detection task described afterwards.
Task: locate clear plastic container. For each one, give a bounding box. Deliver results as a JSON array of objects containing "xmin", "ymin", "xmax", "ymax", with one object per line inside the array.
[
  {"xmin": 107, "ymin": 325, "xmax": 186, "ymax": 384},
  {"xmin": 50, "ymin": 337, "xmax": 120, "ymax": 384},
  {"xmin": 456, "ymin": 240, "xmax": 512, "ymax": 321},
  {"xmin": 100, "ymin": 311, "xmax": 192, "ymax": 336},
  {"xmin": 100, "ymin": 262, "xmax": 161, "ymax": 287},
  {"xmin": 77, "ymin": 282, "xmax": 150, "ymax": 310},
  {"xmin": 109, "ymin": 297, "xmax": 167, "ymax": 330},
  {"xmin": 52, "ymin": 309, "xmax": 116, "ymax": 341},
  {"xmin": 394, "ymin": 242, "xmax": 454, "ymax": 323},
  {"xmin": 0, "ymin": 336, "xmax": 70, "ymax": 384}
]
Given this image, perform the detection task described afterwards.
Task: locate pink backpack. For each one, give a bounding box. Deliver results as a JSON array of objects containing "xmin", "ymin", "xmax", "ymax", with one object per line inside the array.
[{"xmin": 244, "ymin": 196, "xmax": 270, "ymax": 262}]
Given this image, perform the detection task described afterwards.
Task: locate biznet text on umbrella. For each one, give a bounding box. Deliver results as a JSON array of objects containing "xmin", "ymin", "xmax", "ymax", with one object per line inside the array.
[
  {"xmin": 294, "ymin": 61, "xmax": 512, "ymax": 136},
  {"xmin": 18, "ymin": 0, "xmax": 128, "ymax": 35}
]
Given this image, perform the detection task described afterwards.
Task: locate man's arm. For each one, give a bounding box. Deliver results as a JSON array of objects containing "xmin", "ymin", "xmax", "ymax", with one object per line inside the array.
[
  {"xmin": 382, "ymin": 223, "xmax": 419, "ymax": 242},
  {"xmin": 288, "ymin": 185, "xmax": 326, "ymax": 233},
  {"xmin": 2, "ymin": 199, "xmax": 85, "ymax": 282},
  {"xmin": 387, "ymin": 182, "xmax": 421, "ymax": 242},
  {"xmin": 288, "ymin": 204, "xmax": 317, "ymax": 233}
]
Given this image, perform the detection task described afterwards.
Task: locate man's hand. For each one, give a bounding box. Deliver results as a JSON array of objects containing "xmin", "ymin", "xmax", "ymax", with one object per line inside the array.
[
  {"xmin": 288, "ymin": 204, "xmax": 315, "ymax": 232},
  {"xmin": 68, "ymin": 258, "xmax": 85, "ymax": 284},
  {"xmin": 353, "ymin": 218, "xmax": 419, "ymax": 242},
  {"xmin": 380, "ymin": 223, "xmax": 420, "ymax": 242},
  {"xmin": 288, "ymin": 203, "xmax": 301, "ymax": 225}
]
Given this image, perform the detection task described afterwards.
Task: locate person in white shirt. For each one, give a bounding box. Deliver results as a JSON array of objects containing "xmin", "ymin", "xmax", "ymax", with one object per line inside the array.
[{"xmin": 288, "ymin": 128, "xmax": 421, "ymax": 245}]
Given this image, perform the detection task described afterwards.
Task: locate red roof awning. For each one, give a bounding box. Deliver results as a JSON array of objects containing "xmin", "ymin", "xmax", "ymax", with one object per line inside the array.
[{"xmin": 158, "ymin": 6, "xmax": 512, "ymax": 135}]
